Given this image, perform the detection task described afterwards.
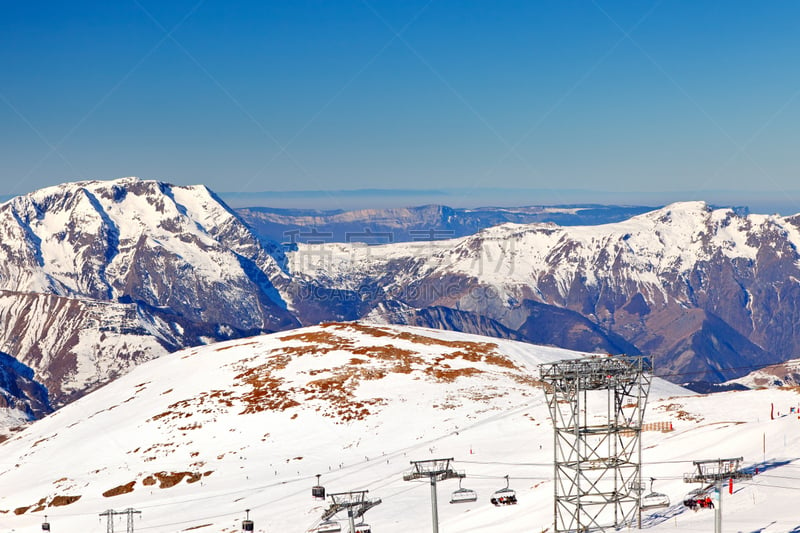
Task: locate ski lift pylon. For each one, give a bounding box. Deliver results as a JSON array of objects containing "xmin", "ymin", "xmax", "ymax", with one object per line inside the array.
[
  {"xmin": 490, "ymin": 475, "xmax": 517, "ymax": 506},
  {"xmin": 450, "ymin": 477, "xmax": 478, "ymax": 504},
  {"xmin": 640, "ymin": 477, "xmax": 670, "ymax": 510}
]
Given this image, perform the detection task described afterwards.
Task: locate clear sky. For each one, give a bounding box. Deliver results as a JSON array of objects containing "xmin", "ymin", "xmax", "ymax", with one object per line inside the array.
[{"xmin": 2, "ymin": 1, "xmax": 800, "ymax": 211}]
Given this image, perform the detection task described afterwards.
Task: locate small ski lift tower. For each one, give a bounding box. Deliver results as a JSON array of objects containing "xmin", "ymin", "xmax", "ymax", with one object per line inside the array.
[
  {"xmin": 683, "ymin": 457, "xmax": 752, "ymax": 533},
  {"xmin": 241, "ymin": 509, "xmax": 254, "ymax": 532},
  {"xmin": 640, "ymin": 477, "xmax": 670, "ymax": 510},
  {"xmin": 313, "ymin": 474, "xmax": 326, "ymax": 500},
  {"xmin": 42, "ymin": 514, "xmax": 51, "ymax": 531},
  {"xmin": 404, "ymin": 458, "xmax": 464, "ymax": 533},
  {"xmin": 450, "ymin": 477, "xmax": 478, "ymax": 504},
  {"xmin": 490, "ymin": 475, "xmax": 517, "ymax": 506},
  {"xmin": 320, "ymin": 490, "xmax": 381, "ymax": 533}
]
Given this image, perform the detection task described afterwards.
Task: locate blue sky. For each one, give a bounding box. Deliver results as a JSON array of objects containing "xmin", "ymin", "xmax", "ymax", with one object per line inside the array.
[{"xmin": 2, "ymin": 1, "xmax": 800, "ymax": 211}]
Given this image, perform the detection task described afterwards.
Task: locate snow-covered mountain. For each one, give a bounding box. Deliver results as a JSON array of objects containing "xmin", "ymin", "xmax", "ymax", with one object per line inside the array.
[
  {"xmin": 0, "ymin": 178, "xmax": 298, "ymax": 414},
  {"xmin": 1, "ymin": 323, "xmax": 799, "ymax": 533},
  {"xmin": 288, "ymin": 201, "xmax": 800, "ymax": 384}
]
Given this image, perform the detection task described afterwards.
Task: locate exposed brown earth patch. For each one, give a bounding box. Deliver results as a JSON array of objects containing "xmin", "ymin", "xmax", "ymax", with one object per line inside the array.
[
  {"xmin": 103, "ymin": 481, "xmax": 136, "ymax": 497},
  {"xmin": 50, "ymin": 495, "xmax": 81, "ymax": 507}
]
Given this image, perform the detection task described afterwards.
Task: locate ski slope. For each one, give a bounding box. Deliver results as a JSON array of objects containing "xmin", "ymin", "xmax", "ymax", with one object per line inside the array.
[{"xmin": 0, "ymin": 323, "xmax": 798, "ymax": 532}]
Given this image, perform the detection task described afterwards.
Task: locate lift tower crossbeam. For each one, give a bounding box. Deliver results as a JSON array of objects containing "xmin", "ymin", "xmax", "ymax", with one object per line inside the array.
[{"xmin": 540, "ymin": 355, "xmax": 652, "ymax": 533}]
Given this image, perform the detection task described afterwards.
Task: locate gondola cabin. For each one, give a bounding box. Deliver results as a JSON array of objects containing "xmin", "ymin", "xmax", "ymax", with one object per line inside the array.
[
  {"xmin": 42, "ymin": 521, "xmax": 50, "ymax": 531},
  {"xmin": 312, "ymin": 474, "xmax": 326, "ymax": 500},
  {"xmin": 242, "ymin": 509, "xmax": 254, "ymax": 531}
]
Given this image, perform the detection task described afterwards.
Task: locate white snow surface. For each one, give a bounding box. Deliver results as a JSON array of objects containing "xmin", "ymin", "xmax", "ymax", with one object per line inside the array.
[{"xmin": 0, "ymin": 323, "xmax": 798, "ymax": 533}]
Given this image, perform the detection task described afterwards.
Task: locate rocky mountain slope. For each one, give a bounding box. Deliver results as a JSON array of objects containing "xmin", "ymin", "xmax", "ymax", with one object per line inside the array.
[{"xmin": 288, "ymin": 201, "xmax": 800, "ymax": 384}]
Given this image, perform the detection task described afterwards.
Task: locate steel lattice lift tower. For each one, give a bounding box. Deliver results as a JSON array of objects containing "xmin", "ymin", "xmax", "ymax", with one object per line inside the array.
[
  {"xmin": 540, "ymin": 355, "xmax": 652, "ymax": 533},
  {"xmin": 99, "ymin": 508, "xmax": 142, "ymax": 533}
]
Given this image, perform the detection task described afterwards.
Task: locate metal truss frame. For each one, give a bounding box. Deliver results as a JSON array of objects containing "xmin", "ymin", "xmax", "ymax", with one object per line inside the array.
[{"xmin": 540, "ymin": 355, "xmax": 652, "ymax": 532}]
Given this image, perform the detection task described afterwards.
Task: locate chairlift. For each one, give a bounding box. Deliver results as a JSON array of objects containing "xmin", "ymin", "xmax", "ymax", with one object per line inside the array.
[
  {"xmin": 308, "ymin": 520, "xmax": 342, "ymax": 533},
  {"xmin": 242, "ymin": 509, "xmax": 254, "ymax": 532},
  {"xmin": 490, "ymin": 475, "xmax": 517, "ymax": 506},
  {"xmin": 682, "ymin": 487, "xmax": 714, "ymax": 511},
  {"xmin": 354, "ymin": 521, "xmax": 372, "ymax": 533},
  {"xmin": 450, "ymin": 477, "xmax": 478, "ymax": 504},
  {"xmin": 312, "ymin": 474, "xmax": 326, "ymax": 500},
  {"xmin": 640, "ymin": 477, "xmax": 670, "ymax": 510},
  {"xmin": 42, "ymin": 514, "xmax": 50, "ymax": 531}
]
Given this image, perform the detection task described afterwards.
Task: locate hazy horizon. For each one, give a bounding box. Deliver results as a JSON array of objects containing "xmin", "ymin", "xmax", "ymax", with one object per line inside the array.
[{"xmin": 4, "ymin": 180, "xmax": 800, "ymax": 215}]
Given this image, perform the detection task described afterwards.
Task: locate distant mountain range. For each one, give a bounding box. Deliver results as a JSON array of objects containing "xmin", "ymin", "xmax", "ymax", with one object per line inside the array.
[
  {"xmin": 1, "ymin": 177, "xmax": 800, "ymax": 426},
  {"xmin": 236, "ymin": 204, "xmax": 656, "ymax": 244}
]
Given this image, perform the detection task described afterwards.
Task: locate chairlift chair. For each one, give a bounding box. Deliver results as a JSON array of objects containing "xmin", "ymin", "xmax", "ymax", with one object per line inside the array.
[
  {"xmin": 640, "ymin": 477, "xmax": 670, "ymax": 510},
  {"xmin": 354, "ymin": 522, "xmax": 372, "ymax": 533},
  {"xmin": 308, "ymin": 520, "xmax": 342, "ymax": 533},
  {"xmin": 490, "ymin": 475, "xmax": 517, "ymax": 506},
  {"xmin": 312, "ymin": 473, "xmax": 326, "ymax": 500},
  {"xmin": 682, "ymin": 487, "xmax": 713, "ymax": 511},
  {"xmin": 450, "ymin": 477, "xmax": 478, "ymax": 504}
]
